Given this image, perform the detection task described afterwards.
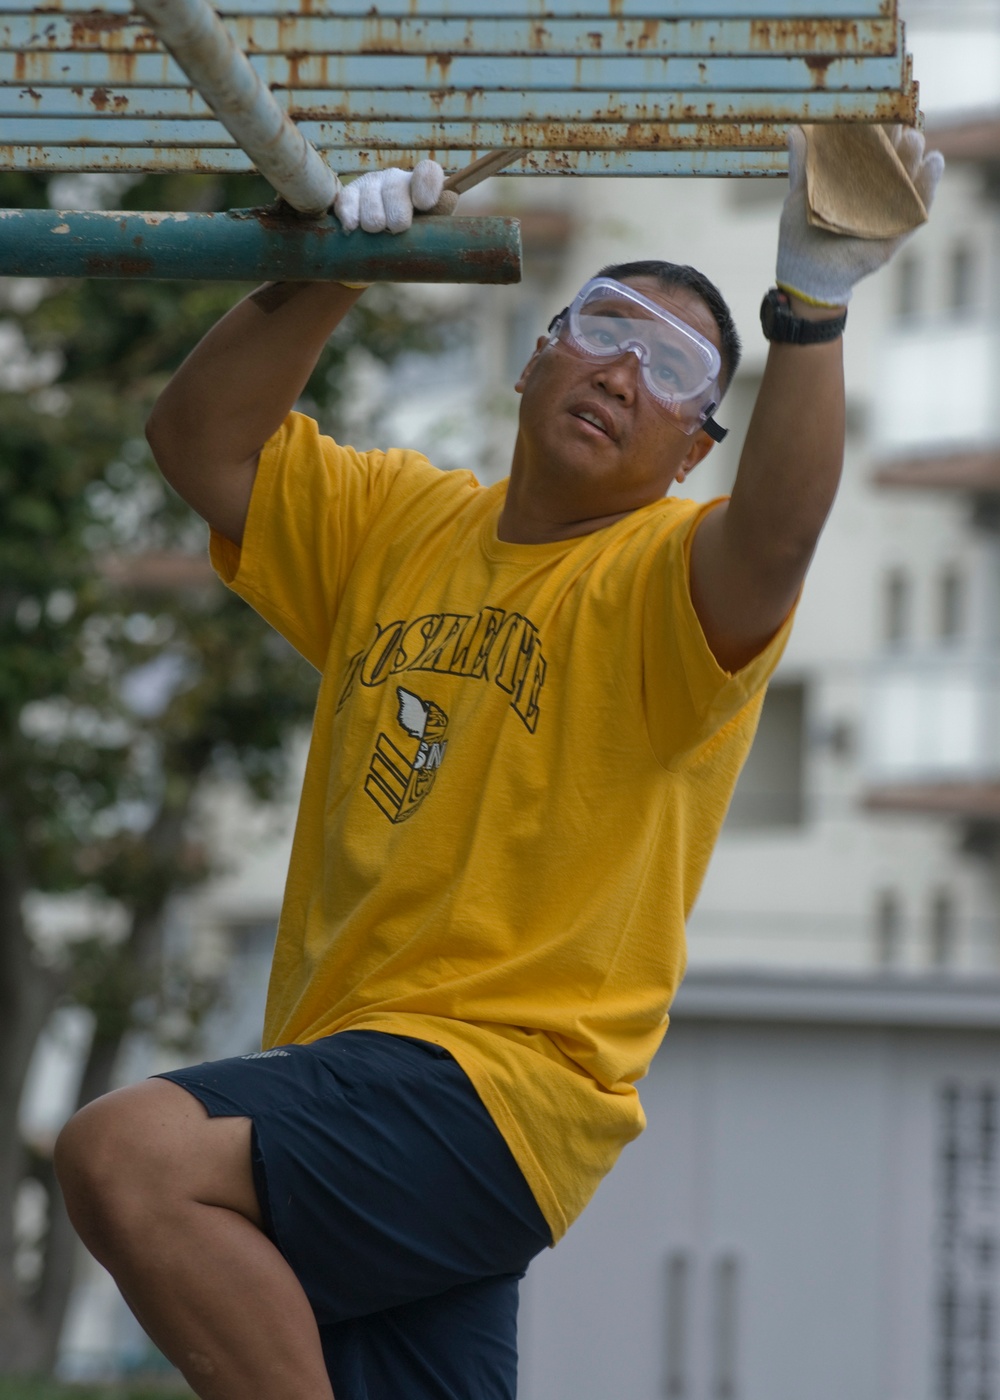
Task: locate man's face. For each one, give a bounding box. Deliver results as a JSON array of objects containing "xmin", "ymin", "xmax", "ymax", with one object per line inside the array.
[{"xmin": 514, "ymin": 276, "xmax": 721, "ymax": 515}]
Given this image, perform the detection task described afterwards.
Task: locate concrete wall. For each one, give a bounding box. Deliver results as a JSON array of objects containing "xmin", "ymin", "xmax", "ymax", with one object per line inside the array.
[{"xmin": 520, "ymin": 989, "xmax": 1000, "ymax": 1400}]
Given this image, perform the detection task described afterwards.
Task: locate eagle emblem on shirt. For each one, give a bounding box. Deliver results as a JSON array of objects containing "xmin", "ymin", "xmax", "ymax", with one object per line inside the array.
[{"xmin": 365, "ymin": 687, "xmax": 449, "ymax": 823}]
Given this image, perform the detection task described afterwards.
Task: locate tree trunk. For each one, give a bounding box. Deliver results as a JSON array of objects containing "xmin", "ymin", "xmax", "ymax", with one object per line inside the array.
[
  {"xmin": 28, "ymin": 785, "xmax": 195, "ymax": 1374},
  {"xmin": 0, "ymin": 822, "xmax": 59, "ymax": 1375}
]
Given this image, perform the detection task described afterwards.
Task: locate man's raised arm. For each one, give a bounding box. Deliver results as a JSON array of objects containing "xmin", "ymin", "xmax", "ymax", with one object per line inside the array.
[
  {"xmin": 689, "ymin": 126, "xmax": 944, "ymax": 675},
  {"xmin": 146, "ymin": 281, "xmax": 364, "ymax": 547},
  {"xmin": 145, "ymin": 160, "xmax": 449, "ymax": 547}
]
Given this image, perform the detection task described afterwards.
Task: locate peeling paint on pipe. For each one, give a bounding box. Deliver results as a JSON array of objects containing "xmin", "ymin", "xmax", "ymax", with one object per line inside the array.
[
  {"xmin": 130, "ymin": 0, "xmax": 338, "ymax": 214},
  {"xmin": 0, "ymin": 207, "xmax": 522, "ymax": 283}
]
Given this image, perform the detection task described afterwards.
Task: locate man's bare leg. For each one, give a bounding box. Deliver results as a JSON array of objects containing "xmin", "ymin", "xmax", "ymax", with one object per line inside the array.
[{"xmin": 55, "ymin": 1078, "xmax": 334, "ymax": 1400}]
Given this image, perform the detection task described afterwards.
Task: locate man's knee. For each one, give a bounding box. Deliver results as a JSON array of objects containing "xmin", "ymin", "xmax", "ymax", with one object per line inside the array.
[
  {"xmin": 56, "ymin": 1082, "xmax": 175, "ymax": 1240},
  {"xmin": 54, "ymin": 1078, "xmax": 260, "ymax": 1243}
]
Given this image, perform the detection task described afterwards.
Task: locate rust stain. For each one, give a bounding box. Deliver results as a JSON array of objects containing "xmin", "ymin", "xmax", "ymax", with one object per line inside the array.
[
  {"xmin": 368, "ymin": 16, "xmax": 418, "ymax": 56},
  {"xmin": 89, "ymin": 85, "xmax": 110, "ymax": 110},
  {"xmin": 425, "ymin": 53, "xmax": 453, "ymax": 82},
  {"xmin": 14, "ymin": 51, "xmax": 26, "ymax": 82},
  {"xmin": 275, "ymin": 13, "xmax": 295, "ymax": 55},
  {"xmin": 285, "ymin": 49, "xmax": 305, "ymax": 88},
  {"xmin": 280, "ymin": 52, "xmax": 329, "ymax": 88},
  {"xmin": 587, "ymin": 30, "xmax": 602, "ymax": 51},
  {"xmin": 106, "ymin": 51, "xmax": 137, "ymax": 83},
  {"xmin": 638, "ymin": 19, "xmax": 660, "ymax": 51},
  {"xmin": 33, "ymin": 19, "xmax": 58, "ymax": 47},
  {"xmin": 85, "ymin": 255, "xmax": 155, "ymax": 277},
  {"xmin": 229, "ymin": 202, "xmax": 323, "ymax": 233},
  {"xmin": 805, "ymin": 54, "xmax": 835, "ymax": 87},
  {"xmin": 69, "ymin": 8, "xmax": 132, "ymax": 43},
  {"xmin": 748, "ymin": 18, "xmax": 883, "ymax": 56},
  {"xmin": 20, "ymin": 86, "xmax": 43, "ymax": 103}
]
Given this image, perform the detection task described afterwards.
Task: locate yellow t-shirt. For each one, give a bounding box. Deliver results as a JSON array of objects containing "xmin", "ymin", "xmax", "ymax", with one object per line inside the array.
[{"xmin": 210, "ymin": 411, "xmax": 792, "ymax": 1241}]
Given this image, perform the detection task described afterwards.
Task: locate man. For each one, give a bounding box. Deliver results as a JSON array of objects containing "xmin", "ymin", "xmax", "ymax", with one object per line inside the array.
[{"xmin": 54, "ymin": 129, "xmax": 942, "ymax": 1400}]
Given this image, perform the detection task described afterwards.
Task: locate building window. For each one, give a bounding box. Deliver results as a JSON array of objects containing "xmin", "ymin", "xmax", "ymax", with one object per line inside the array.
[
  {"xmin": 726, "ymin": 681, "xmax": 807, "ymax": 829},
  {"xmin": 938, "ymin": 568, "xmax": 964, "ymax": 643},
  {"xmin": 930, "ymin": 889, "xmax": 957, "ymax": 968},
  {"xmin": 884, "ymin": 568, "xmax": 911, "ymax": 648},
  {"xmin": 896, "ymin": 254, "xmax": 920, "ymax": 321},
  {"xmin": 936, "ymin": 1083, "xmax": 1000, "ymax": 1400},
  {"xmin": 712, "ymin": 1255, "xmax": 741, "ymax": 1400},
  {"xmin": 876, "ymin": 889, "xmax": 903, "ymax": 967},
  {"xmin": 949, "ymin": 243, "xmax": 975, "ymax": 317},
  {"xmin": 664, "ymin": 1252, "xmax": 691, "ymax": 1398}
]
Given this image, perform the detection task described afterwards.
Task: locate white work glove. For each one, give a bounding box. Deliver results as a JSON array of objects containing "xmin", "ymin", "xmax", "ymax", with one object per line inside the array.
[
  {"xmin": 334, "ymin": 159, "xmax": 454, "ymax": 234},
  {"xmin": 775, "ymin": 125, "xmax": 945, "ymax": 307}
]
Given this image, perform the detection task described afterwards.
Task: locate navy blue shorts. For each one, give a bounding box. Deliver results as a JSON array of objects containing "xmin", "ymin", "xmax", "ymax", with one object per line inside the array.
[{"xmin": 156, "ymin": 1030, "xmax": 551, "ymax": 1400}]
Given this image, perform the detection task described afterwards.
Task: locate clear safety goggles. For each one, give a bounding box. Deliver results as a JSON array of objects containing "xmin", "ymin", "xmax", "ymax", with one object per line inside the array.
[{"xmin": 547, "ymin": 277, "xmax": 728, "ymax": 441}]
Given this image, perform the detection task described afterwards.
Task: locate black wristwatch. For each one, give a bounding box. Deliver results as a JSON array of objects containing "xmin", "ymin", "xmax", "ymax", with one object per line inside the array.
[{"xmin": 760, "ymin": 287, "xmax": 847, "ymax": 344}]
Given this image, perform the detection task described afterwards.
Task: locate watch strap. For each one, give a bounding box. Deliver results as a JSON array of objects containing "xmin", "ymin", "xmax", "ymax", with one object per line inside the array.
[{"xmin": 760, "ymin": 287, "xmax": 847, "ymax": 344}]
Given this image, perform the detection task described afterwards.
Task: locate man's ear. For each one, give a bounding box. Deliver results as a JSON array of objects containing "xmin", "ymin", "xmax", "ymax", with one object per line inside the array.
[
  {"xmin": 514, "ymin": 336, "xmax": 550, "ymax": 394},
  {"xmin": 672, "ymin": 430, "xmax": 716, "ymax": 484}
]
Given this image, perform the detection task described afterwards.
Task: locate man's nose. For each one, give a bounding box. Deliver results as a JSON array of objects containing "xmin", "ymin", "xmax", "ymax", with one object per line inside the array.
[{"xmin": 593, "ymin": 348, "xmax": 641, "ymax": 400}]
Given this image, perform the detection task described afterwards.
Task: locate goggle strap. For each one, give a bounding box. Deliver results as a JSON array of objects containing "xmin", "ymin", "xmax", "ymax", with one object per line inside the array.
[{"xmin": 702, "ymin": 415, "xmax": 728, "ymax": 443}]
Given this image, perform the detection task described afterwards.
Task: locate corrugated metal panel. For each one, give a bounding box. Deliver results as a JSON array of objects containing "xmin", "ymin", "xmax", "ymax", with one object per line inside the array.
[{"xmin": 0, "ymin": 0, "xmax": 917, "ymax": 177}]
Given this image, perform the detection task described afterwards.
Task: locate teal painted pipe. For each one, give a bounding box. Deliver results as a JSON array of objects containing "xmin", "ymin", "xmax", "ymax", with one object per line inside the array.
[{"xmin": 0, "ymin": 208, "xmax": 522, "ymax": 283}]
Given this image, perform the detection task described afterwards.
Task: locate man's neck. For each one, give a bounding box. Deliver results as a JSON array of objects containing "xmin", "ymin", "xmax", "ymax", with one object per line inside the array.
[{"xmin": 497, "ymin": 471, "xmax": 636, "ymax": 545}]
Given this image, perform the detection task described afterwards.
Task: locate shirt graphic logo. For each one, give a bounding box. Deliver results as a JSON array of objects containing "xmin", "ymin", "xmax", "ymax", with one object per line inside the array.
[
  {"xmin": 337, "ymin": 607, "xmax": 546, "ymax": 733},
  {"xmin": 365, "ymin": 687, "xmax": 449, "ymax": 823}
]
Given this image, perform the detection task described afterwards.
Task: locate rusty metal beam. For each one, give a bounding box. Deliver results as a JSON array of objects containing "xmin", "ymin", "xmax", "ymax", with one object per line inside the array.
[
  {"xmin": 0, "ymin": 208, "xmax": 522, "ymax": 282},
  {"xmin": 5, "ymin": 14, "xmax": 902, "ymax": 56},
  {"xmin": 8, "ymin": 0, "xmax": 900, "ymax": 16},
  {"xmin": 0, "ymin": 51, "xmax": 912, "ymax": 92},
  {"xmin": 0, "ymin": 86, "xmax": 914, "ymax": 126},
  {"xmin": 0, "ymin": 145, "xmax": 796, "ymax": 176},
  {"xmin": 4, "ymin": 116, "xmax": 921, "ymax": 154}
]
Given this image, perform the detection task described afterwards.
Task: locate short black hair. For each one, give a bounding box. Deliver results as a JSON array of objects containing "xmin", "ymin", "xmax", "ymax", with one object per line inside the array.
[{"xmin": 594, "ymin": 259, "xmax": 742, "ymax": 395}]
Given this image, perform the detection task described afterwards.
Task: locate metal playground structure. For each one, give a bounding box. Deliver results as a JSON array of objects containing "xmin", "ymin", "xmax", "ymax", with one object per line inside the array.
[{"xmin": 0, "ymin": 0, "xmax": 920, "ymax": 282}]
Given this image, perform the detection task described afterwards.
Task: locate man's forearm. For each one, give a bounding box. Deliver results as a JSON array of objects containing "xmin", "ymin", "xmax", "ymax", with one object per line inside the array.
[
  {"xmin": 146, "ymin": 281, "xmax": 364, "ymax": 524},
  {"xmin": 728, "ymin": 296, "xmax": 846, "ymax": 584},
  {"xmin": 689, "ymin": 297, "xmax": 845, "ymax": 672}
]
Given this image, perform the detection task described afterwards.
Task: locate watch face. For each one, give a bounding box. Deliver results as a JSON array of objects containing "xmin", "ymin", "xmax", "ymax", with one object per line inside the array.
[{"xmin": 760, "ymin": 290, "xmax": 785, "ymax": 340}]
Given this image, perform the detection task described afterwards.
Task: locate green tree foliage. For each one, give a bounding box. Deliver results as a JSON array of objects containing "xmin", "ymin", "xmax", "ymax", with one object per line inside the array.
[{"xmin": 0, "ymin": 169, "xmax": 456, "ymax": 1374}]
